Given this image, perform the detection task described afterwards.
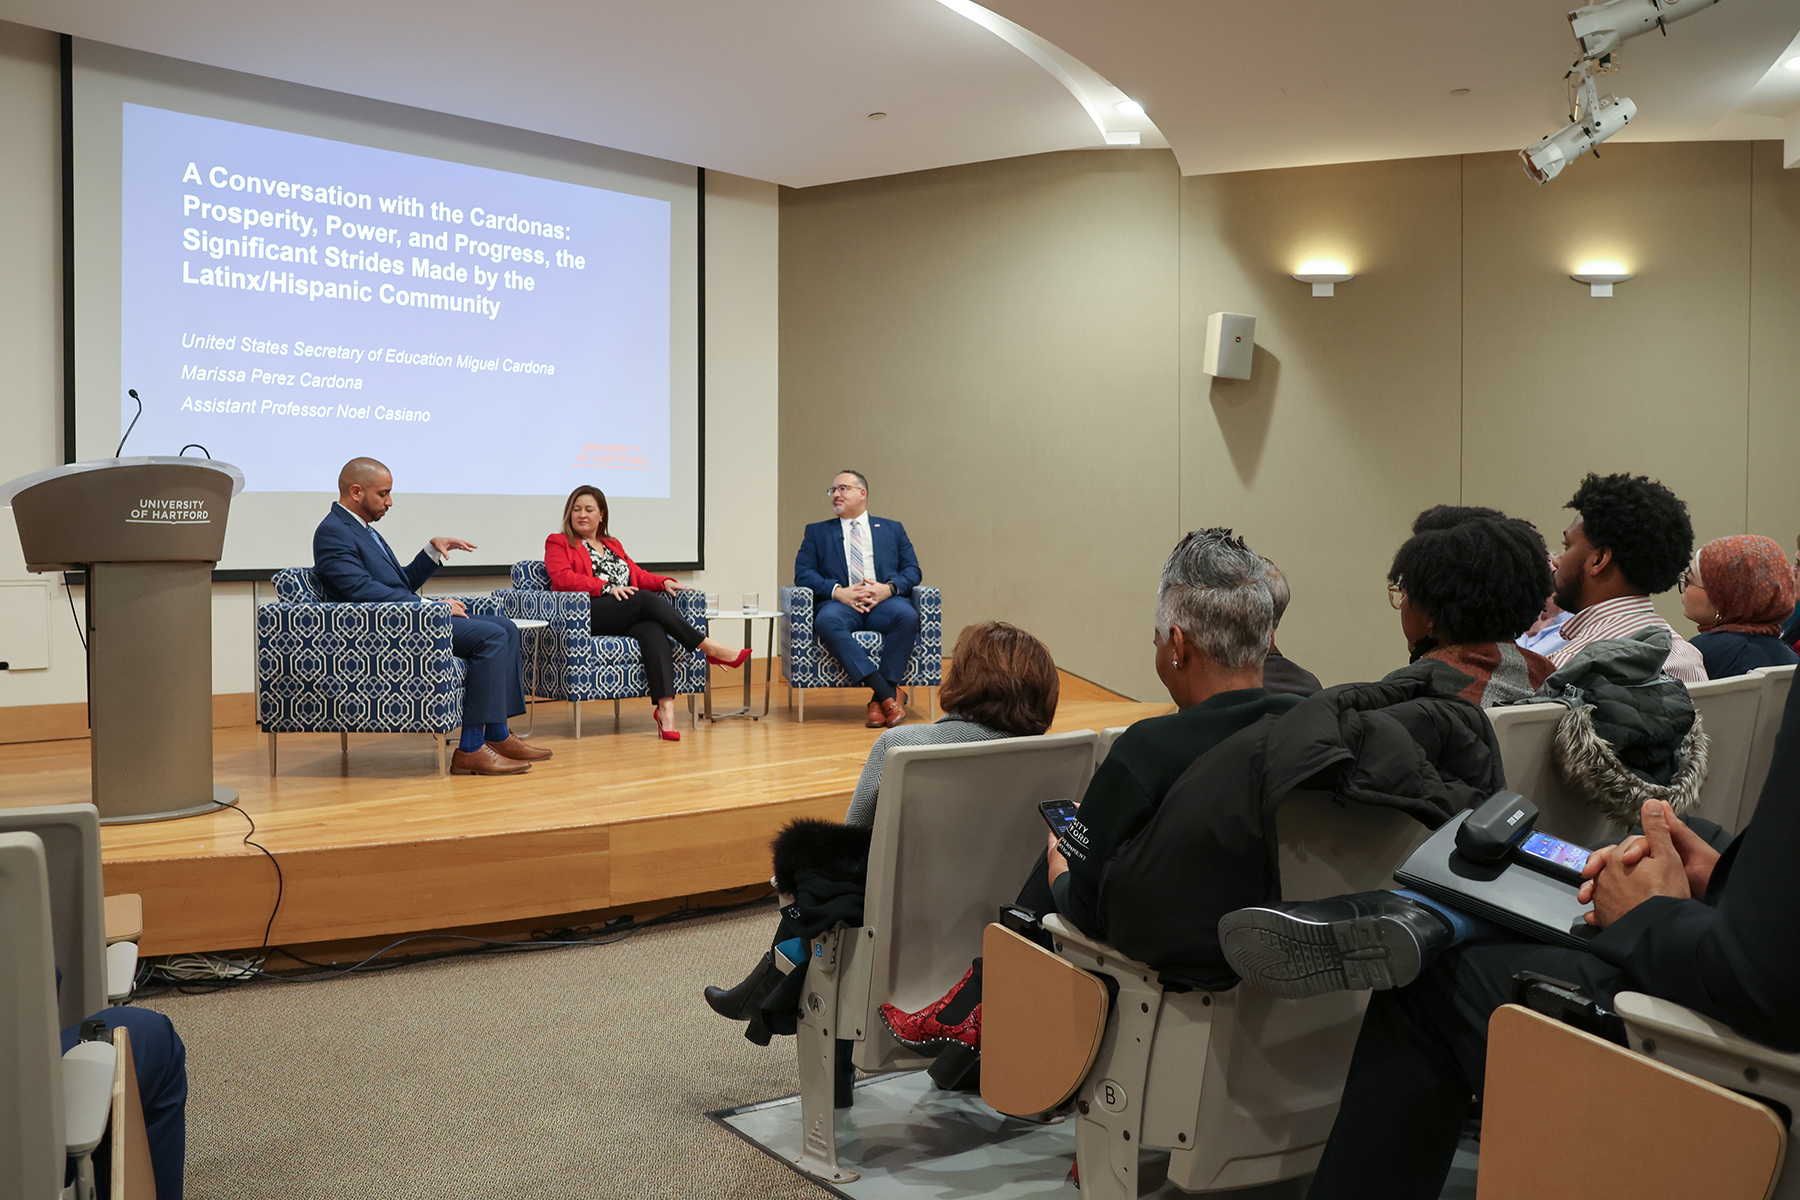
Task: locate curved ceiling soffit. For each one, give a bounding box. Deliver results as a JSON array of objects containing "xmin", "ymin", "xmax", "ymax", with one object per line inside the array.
[{"xmin": 932, "ymin": 0, "xmax": 1168, "ymax": 151}]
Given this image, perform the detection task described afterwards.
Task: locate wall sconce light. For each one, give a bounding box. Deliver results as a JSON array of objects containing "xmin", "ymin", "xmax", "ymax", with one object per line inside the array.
[
  {"xmin": 1570, "ymin": 262, "xmax": 1632, "ymax": 297},
  {"xmin": 1293, "ymin": 260, "xmax": 1353, "ymax": 297}
]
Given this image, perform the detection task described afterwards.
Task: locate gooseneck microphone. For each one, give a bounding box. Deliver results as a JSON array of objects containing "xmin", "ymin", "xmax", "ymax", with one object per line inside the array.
[{"xmin": 116, "ymin": 389, "xmax": 143, "ymax": 458}]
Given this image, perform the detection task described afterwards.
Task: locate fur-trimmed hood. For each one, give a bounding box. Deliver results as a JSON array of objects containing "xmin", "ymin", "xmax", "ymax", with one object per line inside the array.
[
  {"xmin": 770, "ymin": 817, "xmax": 871, "ymax": 897},
  {"xmin": 1531, "ymin": 626, "xmax": 1707, "ymax": 824},
  {"xmin": 1554, "ymin": 704, "xmax": 1708, "ymax": 824}
]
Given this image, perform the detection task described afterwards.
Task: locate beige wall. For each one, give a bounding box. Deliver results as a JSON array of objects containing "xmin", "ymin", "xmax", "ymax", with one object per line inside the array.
[
  {"xmin": 780, "ymin": 151, "xmax": 1182, "ymax": 699},
  {"xmin": 780, "ymin": 143, "xmax": 1800, "ymax": 699},
  {"xmin": 0, "ymin": 21, "xmax": 781, "ymax": 711}
]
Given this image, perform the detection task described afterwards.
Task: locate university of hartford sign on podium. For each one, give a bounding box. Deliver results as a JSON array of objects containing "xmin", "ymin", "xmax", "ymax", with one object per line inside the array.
[{"xmin": 2, "ymin": 458, "xmax": 244, "ymax": 823}]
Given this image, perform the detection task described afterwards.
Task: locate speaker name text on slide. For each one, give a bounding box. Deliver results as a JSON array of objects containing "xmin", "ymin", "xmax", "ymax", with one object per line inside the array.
[{"xmin": 119, "ymin": 103, "xmax": 673, "ymax": 497}]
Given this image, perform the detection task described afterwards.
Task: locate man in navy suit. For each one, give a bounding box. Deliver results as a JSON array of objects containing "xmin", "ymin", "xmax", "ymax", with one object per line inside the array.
[
  {"xmin": 794, "ymin": 470, "xmax": 923, "ymax": 728},
  {"xmin": 312, "ymin": 457, "xmax": 551, "ymax": 776}
]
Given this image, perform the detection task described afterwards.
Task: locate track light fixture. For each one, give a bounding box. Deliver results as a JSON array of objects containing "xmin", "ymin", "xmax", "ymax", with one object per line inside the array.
[{"xmin": 1520, "ymin": 0, "xmax": 1722, "ymax": 184}]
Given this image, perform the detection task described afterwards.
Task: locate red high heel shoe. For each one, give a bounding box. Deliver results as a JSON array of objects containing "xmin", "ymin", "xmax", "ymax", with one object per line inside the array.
[
  {"xmin": 651, "ymin": 707, "xmax": 681, "ymax": 741},
  {"xmin": 879, "ymin": 963, "xmax": 982, "ymax": 1050},
  {"xmin": 706, "ymin": 647, "xmax": 753, "ymax": 669}
]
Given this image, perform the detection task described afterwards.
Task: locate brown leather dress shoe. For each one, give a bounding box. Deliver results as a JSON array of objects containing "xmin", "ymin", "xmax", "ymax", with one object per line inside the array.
[
  {"xmin": 866, "ymin": 700, "xmax": 887, "ymax": 729},
  {"xmin": 451, "ymin": 745, "xmax": 532, "ymax": 775},
  {"xmin": 487, "ymin": 733, "xmax": 553, "ymax": 761},
  {"xmin": 880, "ymin": 697, "xmax": 906, "ymax": 728}
]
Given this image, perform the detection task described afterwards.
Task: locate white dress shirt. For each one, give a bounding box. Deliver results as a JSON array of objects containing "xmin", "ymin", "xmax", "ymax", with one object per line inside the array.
[{"xmin": 839, "ymin": 513, "xmax": 874, "ymax": 585}]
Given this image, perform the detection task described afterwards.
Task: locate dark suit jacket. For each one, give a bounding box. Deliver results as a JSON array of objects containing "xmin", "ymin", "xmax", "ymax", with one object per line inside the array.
[
  {"xmin": 1261, "ymin": 647, "xmax": 1322, "ymax": 697},
  {"xmin": 794, "ymin": 515, "xmax": 921, "ymax": 601},
  {"xmin": 1590, "ymin": 672, "xmax": 1800, "ymax": 1050},
  {"xmin": 313, "ymin": 503, "xmax": 438, "ymax": 603}
]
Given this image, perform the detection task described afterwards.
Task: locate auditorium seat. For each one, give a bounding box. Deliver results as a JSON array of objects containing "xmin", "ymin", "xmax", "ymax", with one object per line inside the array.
[
  {"xmin": 258, "ymin": 566, "xmax": 505, "ymax": 775},
  {"xmin": 0, "ymin": 831, "xmax": 154, "ymax": 1200},
  {"xmin": 1485, "ymin": 702, "xmax": 1630, "ymax": 846},
  {"xmin": 788, "ymin": 730, "xmax": 1099, "ymax": 1183},
  {"xmin": 778, "ymin": 585, "xmax": 942, "ymax": 721},
  {"xmin": 493, "ymin": 560, "xmax": 706, "ymax": 738},
  {"xmin": 1684, "ymin": 673, "xmax": 1764, "ymax": 833},
  {"xmin": 989, "ymin": 790, "xmax": 1428, "ymax": 1199},
  {"xmin": 1740, "ymin": 664, "xmax": 1796, "ymax": 830}
]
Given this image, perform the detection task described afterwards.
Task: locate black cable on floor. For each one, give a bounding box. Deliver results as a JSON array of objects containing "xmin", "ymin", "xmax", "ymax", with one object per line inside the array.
[
  {"xmin": 133, "ymin": 893, "xmax": 776, "ymax": 994},
  {"xmin": 218, "ymin": 796, "xmax": 283, "ymax": 950}
]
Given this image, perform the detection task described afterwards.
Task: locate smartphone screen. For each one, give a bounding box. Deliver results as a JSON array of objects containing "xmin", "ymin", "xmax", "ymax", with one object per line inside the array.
[
  {"xmin": 1514, "ymin": 831, "xmax": 1592, "ymax": 884},
  {"xmin": 1039, "ymin": 799, "xmax": 1078, "ymax": 837}
]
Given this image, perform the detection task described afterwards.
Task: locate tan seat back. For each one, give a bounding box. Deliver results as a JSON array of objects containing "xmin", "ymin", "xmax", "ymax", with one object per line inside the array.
[
  {"xmin": 0, "ymin": 804, "xmax": 107, "ymax": 1029},
  {"xmin": 1486, "ymin": 702, "xmax": 1625, "ymax": 845},
  {"xmin": 1160, "ymin": 791, "xmax": 1432, "ymax": 1191},
  {"xmin": 1741, "ymin": 665, "xmax": 1796, "ymax": 830},
  {"xmin": 0, "ymin": 832, "xmax": 68, "ymax": 1200},
  {"xmin": 1480, "ymin": 1004, "xmax": 1785, "ymax": 1200},
  {"xmin": 850, "ymin": 730, "xmax": 1098, "ymax": 1070},
  {"xmin": 1686, "ymin": 673, "xmax": 1765, "ymax": 832}
]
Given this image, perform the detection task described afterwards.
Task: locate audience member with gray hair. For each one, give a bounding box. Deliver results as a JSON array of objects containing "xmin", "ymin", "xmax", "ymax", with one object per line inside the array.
[
  {"xmin": 1258, "ymin": 556, "xmax": 1324, "ymax": 697},
  {"xmin": 876, "ymin": 528, "xmax": 1308, "ymax": 1064},
  {"xmin": 1040, "ymin": 527, "xmax": 1297, "ymax": 930}
]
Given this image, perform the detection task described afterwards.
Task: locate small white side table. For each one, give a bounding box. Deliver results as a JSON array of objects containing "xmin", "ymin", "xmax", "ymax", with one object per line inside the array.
[
  {"xmin": 510, "ymin": 618, "xmax": 550, "ymax": 734},
  {"xmin": 704, "ymin": 609, "xmax": 780, "ymax": 721}
]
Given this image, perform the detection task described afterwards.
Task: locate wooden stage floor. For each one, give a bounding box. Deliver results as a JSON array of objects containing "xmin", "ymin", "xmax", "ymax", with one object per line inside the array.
[{"xmin": 0, "ymin": 671, "xmax": 1165, "ymax": 955}]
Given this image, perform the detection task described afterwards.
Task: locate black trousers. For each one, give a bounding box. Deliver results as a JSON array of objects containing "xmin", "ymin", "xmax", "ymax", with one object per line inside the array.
[
  {"xmin": 589, "ymin": 590, "xmax": 704, "ymax": 703},
  {"xmin": 1307, "ymin": 939, "xmax": 1626, "ymax": 1200}
]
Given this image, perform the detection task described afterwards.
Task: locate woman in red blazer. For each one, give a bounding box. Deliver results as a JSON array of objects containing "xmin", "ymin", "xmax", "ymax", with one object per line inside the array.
[{"xmin": 546, "ymin": 485, "xmax": 749, "ymax": 740}]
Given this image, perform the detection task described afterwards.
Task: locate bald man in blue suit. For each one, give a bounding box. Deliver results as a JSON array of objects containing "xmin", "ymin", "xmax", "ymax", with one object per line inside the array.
[
  {"xmin": 794, "ymin": 469, "xmax": 922, "ymax": 728},
  {"xmin": 312, "ymin": 457, "xmax": 551, "ymax": 776}
]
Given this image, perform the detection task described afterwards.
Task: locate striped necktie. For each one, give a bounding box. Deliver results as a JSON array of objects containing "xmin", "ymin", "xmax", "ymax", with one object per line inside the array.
[{"xmin": 847, "ymin": 521, "xmax": 868, "ymax": 585}]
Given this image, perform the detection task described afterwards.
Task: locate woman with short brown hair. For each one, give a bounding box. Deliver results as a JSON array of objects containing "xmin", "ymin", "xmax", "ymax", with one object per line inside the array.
[{"xmin": 704, "ymin": 621, "xmax": 1059, "ymax": 1020}]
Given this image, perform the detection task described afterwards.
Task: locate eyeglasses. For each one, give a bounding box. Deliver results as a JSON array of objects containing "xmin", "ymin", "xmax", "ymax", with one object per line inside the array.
[
  {"xmin": 826, "ymin": 484, "xmax": 864, "ymax": 496},
  {"xmin": 1678, "ymin": 568, "xmax": 1694, "ymax": 594},
  {"xmin": 1387, "ymin": 582, "xmax": 1405, "ymax": 610}
]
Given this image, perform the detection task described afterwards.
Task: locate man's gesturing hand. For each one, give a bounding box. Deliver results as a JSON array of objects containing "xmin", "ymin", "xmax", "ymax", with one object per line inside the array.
[
  {"xmin": 1578, "ymin": 799, "xmax": 1697, "ymax": 928},
  {"xmin": 430, "ymin": 537, "xmax": 477, "ymax": 556}
]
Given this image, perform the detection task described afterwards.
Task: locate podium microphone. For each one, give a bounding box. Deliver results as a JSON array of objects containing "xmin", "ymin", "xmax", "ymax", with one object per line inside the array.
[{"xmin": 116, "ymin": 389, "xmax": 143, "ymax": 458}]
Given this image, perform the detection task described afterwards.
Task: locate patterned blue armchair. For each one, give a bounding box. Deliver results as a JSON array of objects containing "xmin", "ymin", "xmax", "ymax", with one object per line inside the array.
[
  {"xmin": 492, "ymin": 561, "xmax": 708, "ymax": 738},
  {"xmin": 779, "ymin": 585, "xmax": 942, "ymax": 722},
  {"xmin": 256, "ymin": 567, "xmax": 504, "ymax": 775}
]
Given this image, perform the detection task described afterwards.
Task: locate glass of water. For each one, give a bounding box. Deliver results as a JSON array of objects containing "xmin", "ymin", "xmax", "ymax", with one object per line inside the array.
[
  {"xmin": 704, "ymin": 592, "xmax": 720, "ymax": 616},
  {"xmin": 742, "ymin": 592, "xmax": 759, "ymax": 615}
]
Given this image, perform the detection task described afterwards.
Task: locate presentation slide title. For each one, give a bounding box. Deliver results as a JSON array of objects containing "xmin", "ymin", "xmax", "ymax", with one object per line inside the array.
[{"xmin": 119, "ymin": 103, "xmax": 674, "ymax": 496}]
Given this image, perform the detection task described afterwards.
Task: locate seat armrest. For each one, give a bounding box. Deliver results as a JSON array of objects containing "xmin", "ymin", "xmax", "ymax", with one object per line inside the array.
[
  {"xmin": 1614, "ymin": 992, "xmax": 1800, "ymax": 1075},
  {"xmin": 104, "ymin": 893, "xmax": 143, "ymax": 944},
  {"xmin": 106, "ymin": 941, "xmax": 139, "ymax": 1003},
  {"xmin": 1042, "ymin": 913, "xmax": 1111, "ymax": 959},
  {"xmin": 62, "ymin": 1041, "xmax": 118, "ymax": 1156}
]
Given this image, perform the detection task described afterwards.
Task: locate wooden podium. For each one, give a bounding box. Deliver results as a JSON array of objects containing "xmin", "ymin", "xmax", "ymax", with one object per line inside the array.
[{"xmin": 1, "ymin": 458, "xmax": 244, "ymax": 823}]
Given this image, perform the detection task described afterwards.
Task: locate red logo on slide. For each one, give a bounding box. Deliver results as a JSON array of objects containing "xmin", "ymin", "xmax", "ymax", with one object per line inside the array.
[{"xmin": 573, "ymin": 442, "xmax": 649, "ymax": 470}]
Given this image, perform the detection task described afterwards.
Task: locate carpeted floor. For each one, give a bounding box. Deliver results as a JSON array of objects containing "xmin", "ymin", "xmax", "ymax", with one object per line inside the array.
[{"xmin": 135, "ymin": 901, "xmax": 829, "ymax": 1200}]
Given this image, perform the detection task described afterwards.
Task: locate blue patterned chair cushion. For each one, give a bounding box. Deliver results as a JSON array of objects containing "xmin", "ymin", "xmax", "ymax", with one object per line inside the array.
[
  {"xmin": 493, "ymin": 560, "xmax": 707, "ymax": 703},
  {"xmin": 780, "ymin": 585, "xmax": 943, "ymax": 691},
  {"xmin": 258, "ymin": 567, "xmax": 505, "ymax": 734}
]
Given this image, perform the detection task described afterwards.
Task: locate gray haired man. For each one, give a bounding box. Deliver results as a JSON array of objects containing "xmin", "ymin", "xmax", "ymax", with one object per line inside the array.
[{"xmin": 1040, "ymin": 528, "xmax": 1308, "ymax": 933}]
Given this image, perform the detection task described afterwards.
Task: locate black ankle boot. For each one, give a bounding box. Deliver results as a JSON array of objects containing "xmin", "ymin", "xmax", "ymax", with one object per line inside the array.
[{"xmin": 705, "ymin": 952, "xmax": 783, "ymax": 1021}]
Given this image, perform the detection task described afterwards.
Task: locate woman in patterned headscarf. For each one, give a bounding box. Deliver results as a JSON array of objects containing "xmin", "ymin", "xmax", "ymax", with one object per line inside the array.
[{"xmin": 1682, "ymin": 535, "xmax": 1800, "ymax": 679}]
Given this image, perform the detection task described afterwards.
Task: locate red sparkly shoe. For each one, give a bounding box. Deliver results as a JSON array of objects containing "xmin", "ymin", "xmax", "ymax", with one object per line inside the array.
[
  {"xmin": 879, "ymin": 964, "xmax": 982, "ymax": 1050},
  {"xmin": 882, "ymin": 1000, "xmax": 980, "ymax": 1052}
]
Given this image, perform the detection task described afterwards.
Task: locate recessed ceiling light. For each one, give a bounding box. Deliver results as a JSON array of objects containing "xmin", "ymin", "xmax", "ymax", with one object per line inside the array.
[
  {"xmin": 867, "ymin": 112, "xmax": 887, "ymax": 120},
  {"xmin": 1785, "ymin": 56, "xmax": 1800, "ymax": 71},
  {"xmin": 1449, "ymin": 88, "xmax": 1471, "ymax": 96},
  {"xmin": 1115, "ymin": 99, "xmax": 1145, "ymax": 117}
]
